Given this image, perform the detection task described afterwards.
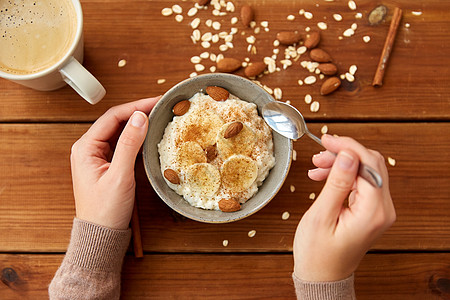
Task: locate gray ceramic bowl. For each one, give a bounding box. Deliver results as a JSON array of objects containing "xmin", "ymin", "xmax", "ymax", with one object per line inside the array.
[{"xmin": 143, "ymin": 73, "xmax": 292, "ymax": 223}]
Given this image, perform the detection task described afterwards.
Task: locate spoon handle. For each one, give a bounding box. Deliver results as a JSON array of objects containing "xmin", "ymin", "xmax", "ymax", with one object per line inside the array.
[{"xmin": 306, "ymin": 131, "xmax": 383, "ymax": 188}]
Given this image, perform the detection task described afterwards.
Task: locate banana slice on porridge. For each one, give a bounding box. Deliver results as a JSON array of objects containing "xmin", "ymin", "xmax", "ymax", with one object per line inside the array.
[
  {"xmin": 216, "ymin": 122, "xmax": 257, "ymax": 158},
  {"xmin": 221, "ymin": 155, "xmax": 258, "ymax": 193},
  {"xmin": 176, "ymin": 141, "xmax": 207, "ymax": 170},
  {"xmin": 185, "ymin": 163, "xmax": 221, "ymax": 197},
  {"xmin": 177, "ymin": 109, "xmax": 224, "ymax": 149}
]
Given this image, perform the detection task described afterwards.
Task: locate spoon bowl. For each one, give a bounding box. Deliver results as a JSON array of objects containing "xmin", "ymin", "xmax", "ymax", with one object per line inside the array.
[{"xmin": 262, "ymin": 101, "xmax": 383, "ymax": 188}]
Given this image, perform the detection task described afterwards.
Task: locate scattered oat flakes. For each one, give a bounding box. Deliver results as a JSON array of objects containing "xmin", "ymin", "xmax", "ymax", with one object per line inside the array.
[
  {"xmin": 317, "ymin": 22, "xmax": 328, "ymax": 30},
  {"xmin": 345, "ymin": 72, "xmax": 355, "ymax": 82},
  {"xmin": 231, "ymin": 16, "xmax": 238, "ymax": 24},
  {"xmin": 310, "ymin": 101, "xmax": 320, "ymax": 112},
  {"xmin": 210, "ymin": 66, "xmax": 216, "ymax": 72},
  {"xmin": 222, "ymin": 239, "xmax": 229, "ymax": 247},
  {"xmin": 351, "ymin": 23, "xmax": 358, "ymax": 31},
  {"xmin": 297, "ymin": 46, "xmax": 307, "ymax": 55},
  {"xmin": 175, "ymin": 15, "xmax": 183, "ymax": 22},
  {"xmin": 321, "ymin": 125, "xmax": 328, "ymax": 134},
  {"xmin": 212, "ymin": 9, "xmax": 220, "ymax": 16},
  {"xmin": 161, "ymin": 8, "xmax": 173, "ymax": 16},
  {"xmin": 254, "ymin": 27, "xmax": 261, "ymax": 34},
  {"xmin": 290, "ymin": 185, "xmax": 296, "ymax": 193},
  {"xmin": 282, "ymin": 211, "xmax": 290, "ymax": 220},
  {"xmin": 287, "ymin": 14, "xmax": 295, "ymax": 21},
  {"xmin": 355, "ymin": 12, "xmax": 362, "ymax": 19},
  {"xmin": 274, "ymin": 88, "xmax": 283, "ymax": 100},
  {"xmin": 304, "ymin": 94, "xmax": 312, "ymax": 104},
  {"xmin": 405, "ymin": 23, "xmax": 411, "ymax": 28},
  {"xmin": 248, "ymin": 230, "xmax": 256, "ymax": 238},
  {"xmin": 157, "ymin": 79, "xmax": 166, "ymax": 84},
  {"xmin": 293, "ymin": 149, "xmax": 297, "ymax": 161},
  {"xmin": 190, "ymin": 56, "xmax": 201, "ymax": 64},
  {"xmin": 388, "ymin": 157, "xmax": 396, "ymax": 166},
  {"xmin": 412, "ymin": 11, "xmax": 422, "ymax": 16},
  {"xmin": 305, "ymin": 26, "xmax": 311, "ymax": 32},
  {"xmin": 304, "ymin": 12, "xmax": 313, "ymax": 19},
  {"xmin": 304, "ymin": 76, "xmax": 317, "ymax": 85},
  {"xmin": 216, "ymin": 54, "xmax": 224, "ymax": 62},
  {"xmin": 172, "ymin": 4, "xmax": 182, "ymax": 14},
  {"xmin": 349, "ymin": 65, "xmax": 357, "ymax": 75},
  {"xmin": 343, "ymin": 28, "xmax": 355, "ymax": 37},
  {"xmin": 309, "ymin": 192, "xmax": 316, "ymax": 200},
  {"xmin": 189, "ymin": 72, "xmax": 197, "ymax": 78},
  {"xmin": 261, "ymin": 21, "xmax": 269, "ymax": 27},
  {"xmin": 246, "ymin": 36, "xmax": 256, "ymax": 44},
  {"xmin": 195, "ymin": 64, "xmax": 205, "ymax": 72},
  {"xmin": 363, "ymin": 35, "xmax": 371, "ymax": 43},
  {"xmin": 187, "ymin": 7, "xmax": 198, "ymax": 17},
  {"xmin": 226, "ymin": 1, "xmax": 235, "ymax": 12},
  {"xmin": 191, "ymin": 18, "xmax": 201, "ymax": 29},
  {"xmin": 219, "ymin": 44, "xmax": 228, "ymax": 51},
  {"xmin": 338, "ymin": 36, "xmax": 343, "ymax": 40},
  {"xmin": 201, "ymin": 41, "xmax": 211, "ymax": 48},
  {"xmin": 299, "ymin": 9, "xmax": 305, "ymax": 15},
  {"xmin": 117, "ymin": 59, "xmax": 127, "ymax": 68},
  {"xmin": 333, "ymin": 14, "xmax": 343, "ymax": 21},
  {"xmin": 298, "ymin": 79, "xmax": 304, "ymax": 86},
  {"xmin": 212, "ymin": 21, "xmax": 221, "ymax": 30},
  {"xmin": 348, "ymin": 0, "xmax": 357, "ymax": 10},
  {"xmin": 319, "ymin": 74, "xmax": 325, "ymax": 80},
  {"xmin": 273, "ymin": 40, "xmax": 280, "ymax": 47},
  {"xmin": 340, "ymin": 74, "xmax": 346, "ymax": 80}
]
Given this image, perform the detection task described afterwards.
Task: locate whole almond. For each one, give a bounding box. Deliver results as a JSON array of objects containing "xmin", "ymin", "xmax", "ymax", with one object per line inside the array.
[
  {"xmin": 320, "ymin": 77, "xmax": 341, "ymax": 95},
  {"xmin": 304, "ymin": 31, "xmax": 320, "ymax": 49},
  {"xmin": 244, "ymin": 62, "xmax": 266, "ymax": 78},
  {"xmin": 219, "ymin": 198, "xmax": 241, "ymax": 212},
  {"xmin": 240, "ymin": 5, "xmax": 254, "ymax": 27},
  {"xmin": 205, "ymin": 144, "xmax": 218, "ymax": 162},
  {"xmin": 310, "ymin": 48, "xmax": 332, "ymax": 62},
  {"xmin": 164, "ymin": 169, "xmax": 180, "ymax": 184},
  {"xmin": 172, "ymin": 100, "xmax": 190, "ymax": 116},
  {"xmin": 206, "ymin": 86, "xmax": 229, "ymax": 101},
  {"xmin": 196, "ymin": 0, "xmax": 211, "ymax": 5},
  {"xmin": 224, "ymin": 121, "xmax": 243, "ymax": 139},
  {"xmin": 318, "ymin": 63, "xmax": 338, "ymax": 75},
  {"xmin": 217, "ymin": 57, "xmax": 242, "ymax": 73},
  {"xmin": 277, "ymin": 31, "xmax": 302, "ymax": 45}
]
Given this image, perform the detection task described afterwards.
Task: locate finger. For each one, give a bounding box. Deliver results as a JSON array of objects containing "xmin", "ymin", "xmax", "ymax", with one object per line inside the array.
[
  {"xmin": 86, "ymin": 96, "xmax": 160, "ymax": 142},
  {"xmin": 308, "ymin": 168, "xmax": 331, "ymax": 181},
  {"xmin": 312, "ymin": 151, "xmax": 336, "ymax": 168},
  {"xmin": 313, "ymin": 150, "xmax": 359, "ymax": 222},
  {"xmin": 109, "ymin": 111, "xmax": 149, "ymax": 177}
]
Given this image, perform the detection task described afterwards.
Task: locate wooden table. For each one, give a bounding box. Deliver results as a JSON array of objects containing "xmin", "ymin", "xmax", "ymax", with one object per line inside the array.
[{"xmin": 1, "ymin": 0, "xmax": 449, "ymax": 299}]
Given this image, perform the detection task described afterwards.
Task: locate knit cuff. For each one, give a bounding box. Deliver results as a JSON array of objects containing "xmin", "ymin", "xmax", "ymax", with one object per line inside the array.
[
  {"xmin": 292, "ymin": 273, "xmax": 356, "ymax": 300},
  {"xmin": 64, "ymin": 218, "xmax": 132, "ymax": 273}
]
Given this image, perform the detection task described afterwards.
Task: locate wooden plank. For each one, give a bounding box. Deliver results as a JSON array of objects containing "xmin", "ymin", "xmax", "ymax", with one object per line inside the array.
[
  {"xmin": 0, "ymin": 253, "xmax": 448, "ymax": 299},
  {"xmin": 0, "ymin": 0, "xmax": 449, "ymax": 121},
  {"xmin": 0, "ymin": 123, "xmax": 449, "ymax": 252}
]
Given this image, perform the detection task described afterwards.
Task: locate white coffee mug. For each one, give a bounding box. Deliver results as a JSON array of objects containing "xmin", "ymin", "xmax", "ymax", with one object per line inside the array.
[{"xmin": 0, "ymin": 0, "xmax": 105, "ymax": 105}]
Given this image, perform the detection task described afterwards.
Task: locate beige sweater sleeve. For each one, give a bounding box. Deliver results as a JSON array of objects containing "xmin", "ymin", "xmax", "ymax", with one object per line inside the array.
[
  {"xmin": 48, "ymin": 218, "xmax": 131, "ymax": 300},
  {"xmin": 292, "ymin": 273, "xmax": 356, "ymax": 300}
]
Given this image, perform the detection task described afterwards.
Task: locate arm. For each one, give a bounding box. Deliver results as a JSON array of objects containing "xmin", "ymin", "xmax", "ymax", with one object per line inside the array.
[
  {"xmin": 293, "ymin": 134, "xmax": 396, "ymax": 299},
  {"xmin": 49, "ymin": 97, "xmax": 160, "ymax": 300}
]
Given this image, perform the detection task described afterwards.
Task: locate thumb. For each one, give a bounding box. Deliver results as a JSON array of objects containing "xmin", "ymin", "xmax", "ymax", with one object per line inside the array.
[
  {"xmin": 314, "ymin": 150, "xmax": 359, "ymax": 221},
  {"xmin": 110, "ymin": 111, "xmax": 148, "ymax": 176}
]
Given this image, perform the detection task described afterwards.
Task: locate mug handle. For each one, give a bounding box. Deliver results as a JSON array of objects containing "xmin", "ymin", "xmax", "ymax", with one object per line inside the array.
[{"xmin": 59, "ymin": 57, "xmax": 106, "ymax": 105}]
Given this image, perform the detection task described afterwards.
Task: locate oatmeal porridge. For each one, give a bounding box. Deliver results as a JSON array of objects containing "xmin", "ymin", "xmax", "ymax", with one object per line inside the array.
[{"xmin": 158, "ymin": 87, "xmax": 275, "ymax": 212}]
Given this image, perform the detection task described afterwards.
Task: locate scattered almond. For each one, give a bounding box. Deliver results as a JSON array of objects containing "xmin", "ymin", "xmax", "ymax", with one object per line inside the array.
[
  {"xmin": 164, "ymin": 169, "xmax": 180, "ymax": 184},
  {"xmin": 206, "ymin": 86, "xmax": 230, "ymax": 101},
  {"xmin": 318, "ymin": 63, "xmax": 338, "ymax": 75},
  {"xmin": 219, "ymin": 198, "xmax": 241, "ymax": 212},
  {"xmin": 277, "ymin": 31, "xmax": 302, "ymax": 45},
  {"xmin": 244, "ymin": 62, "xmax": 266, "ymax": 78},
  {"xmin": 217, "ymin": 57, "xmax": 241, "ymax": 73},
  {"xmin": 304, "ymin": 31, "xmax": 320, "ymax": 49},
  {"xmin": 205, "ymin": 144, "xmax": 218, "ymax": 162},
  {"xmin": 224, "ymin": 121, "xmax": 243, "ymax": 139},
  {"xmin": 240, "ymin": 5, "xmax": 254, "ymax": 27},
  {"xmin": 172, "ymin": 100, "xmax": 190, "ymax": 116},
  {"xmin": 310, "ymin": 48, "xmax": 332, "ymax": 62},
  {"xmin": 320, "ymin": 77, "xmax": 341, "ymax": 95}
]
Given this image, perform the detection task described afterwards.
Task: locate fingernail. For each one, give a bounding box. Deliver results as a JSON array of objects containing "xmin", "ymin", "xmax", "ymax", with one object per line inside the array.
[
  {"xmin": 308, "ymin": 168, "xmax": 320, "ymax": 174},
  {"xmin": 313, "ymin": 151, "xmax": 325, "ymax": 158},
  {"xmin": 337, "ymin": 151, "xmax": 354, "ymax": 170},
  {"xmin": 131, "ymin": 111, "xmax": 147, "ymax": 128}
]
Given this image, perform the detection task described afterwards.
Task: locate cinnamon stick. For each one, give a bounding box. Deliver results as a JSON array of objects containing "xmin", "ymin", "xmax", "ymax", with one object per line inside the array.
[
  {"xmin": 372, "ymin": 7, "xmax": 403, "ymax": 86},
  {"xmin": 131, "ymin": 200, "xmax": 144, "ymax": 258}
]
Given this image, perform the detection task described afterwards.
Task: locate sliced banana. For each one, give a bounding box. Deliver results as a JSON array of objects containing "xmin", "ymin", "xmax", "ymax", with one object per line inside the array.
[
  {"xmin": 177, "ymin": 109, "xmax": 224, "ymax": 149},
  {"xmin": 185, "ymin": 163, "xmax": 221, "ymax": 197},
  {"xmin": 176, "ymin": 141, "xmax": 207, "ymax": 170},
  {"xmin": 221, "ymin": 155, "xmax": 258, "ymax": 193},
  {"xmin": 216, "ymin": 122, "xmax": 257, "ymax": 158}
]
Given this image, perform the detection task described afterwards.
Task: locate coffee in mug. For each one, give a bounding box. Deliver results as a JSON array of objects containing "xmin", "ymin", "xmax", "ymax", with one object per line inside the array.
[{"xmin": 0, "ymin": 0, "xmax": 105, "ymax": 104}]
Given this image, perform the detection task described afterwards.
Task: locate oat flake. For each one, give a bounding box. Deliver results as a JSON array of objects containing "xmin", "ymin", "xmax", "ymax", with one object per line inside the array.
[
  {"xmin": 282, "ymin": 212, "xmax": 290, "ymax": 220},
  {"xmin": 117, "ymin": 59, "xmax": 126, "ymax": 68},
  {"xmin": 388, "ymin": 157, "xmax": 396, "ymax": 166},
  {"xmin": 248, "ymin": 230, "xmax": 256, "ymax": 238},
  {"xmin": 310, "ymin": 101, "xmax": 320, "ymax": 112}
]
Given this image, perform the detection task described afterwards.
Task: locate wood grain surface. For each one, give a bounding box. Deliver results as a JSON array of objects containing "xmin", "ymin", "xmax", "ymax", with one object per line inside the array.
[
  {"xmin": 1, "ymin": 253, "xmax": 449, "ymax": 299},
  {"xmin": 1, "ymin": 0, "xmax": 449, "ymax": 298},
  {"xmin": 1, "ymin": 122, "xmax": 448, "ymax": 252},
  {"xmin": 0, "ymin": 0, "xmax": 448, "ymax": 121}
]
